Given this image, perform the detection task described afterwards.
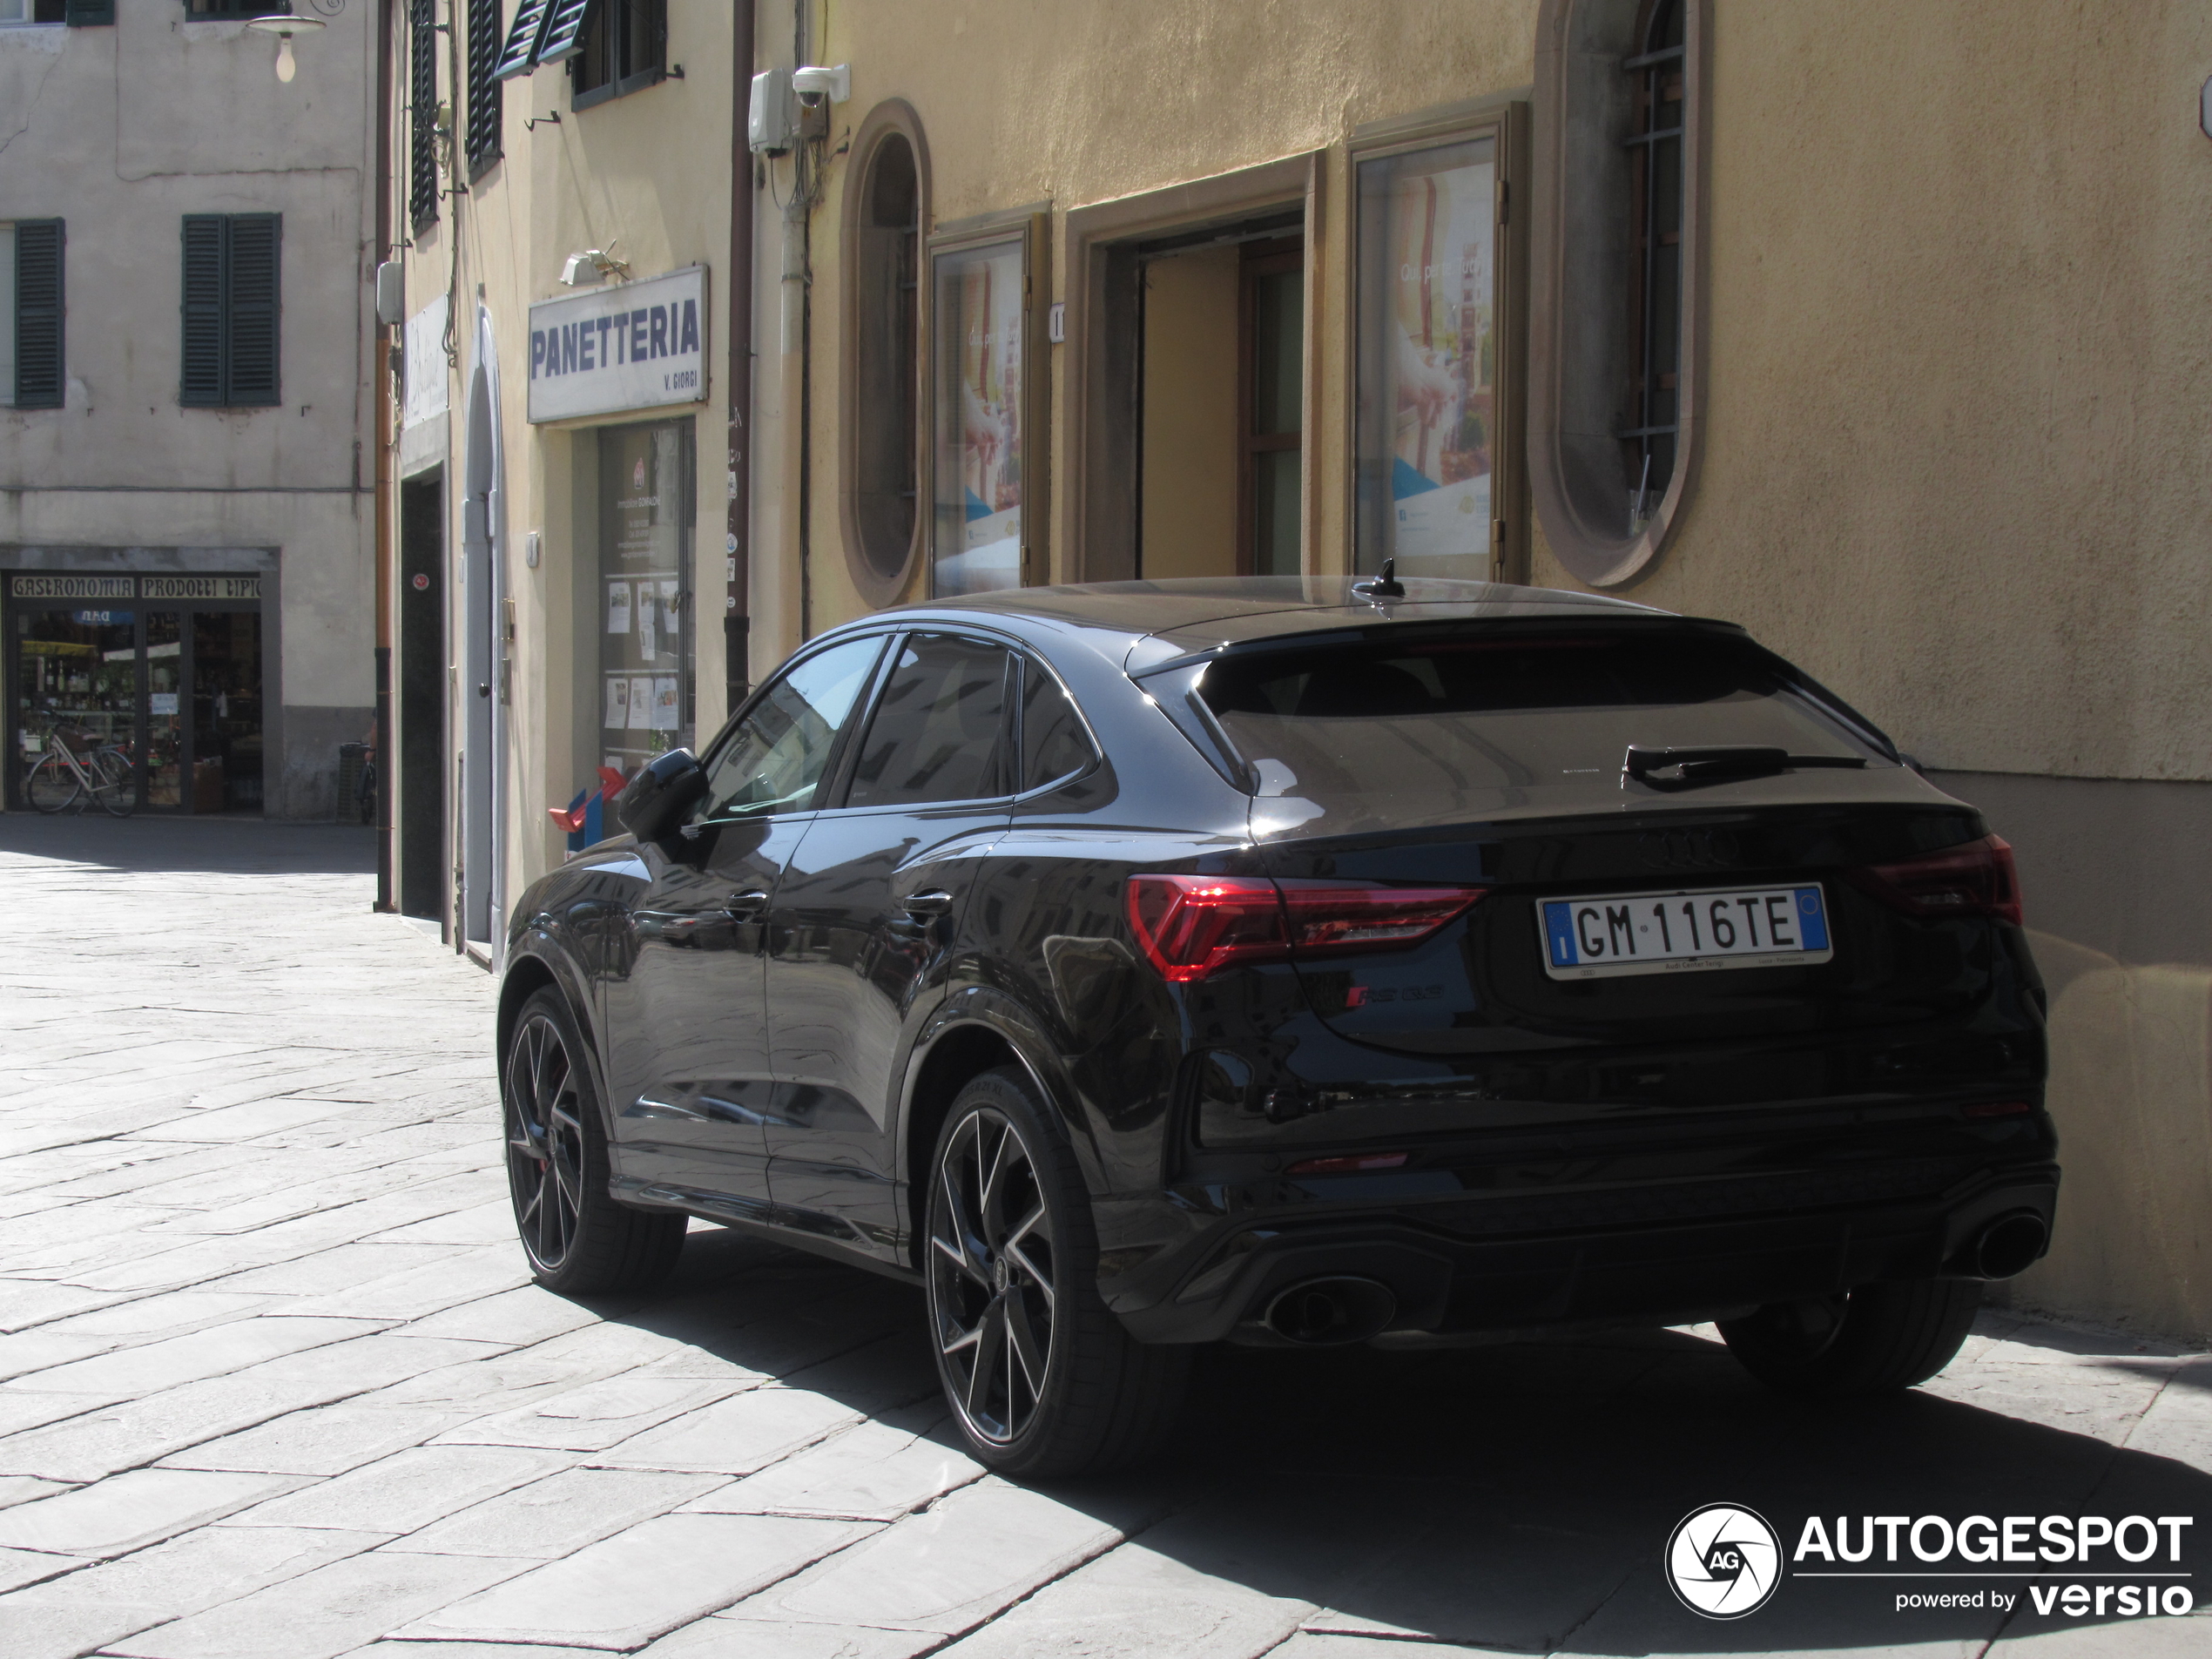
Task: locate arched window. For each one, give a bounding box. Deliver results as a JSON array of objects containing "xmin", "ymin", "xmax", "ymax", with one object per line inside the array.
[
  {"xmin": 1530, "ymin": 0, "xmax": 1703, "ymax": 587},
  {"xmin": 842, "ymin": 105, "xmax": 928, "ymax": 604}
]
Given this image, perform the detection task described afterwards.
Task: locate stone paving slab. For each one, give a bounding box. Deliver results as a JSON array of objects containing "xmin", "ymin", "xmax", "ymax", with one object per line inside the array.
[{"xmin": 0, "ymin": 819, "xmax": 2209, "ymax": 1659}]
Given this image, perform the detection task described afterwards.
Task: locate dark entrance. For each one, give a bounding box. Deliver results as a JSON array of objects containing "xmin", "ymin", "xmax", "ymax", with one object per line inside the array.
[
  {"xmin": 399, "ymin": 475, "xmax": 448, "ymax": 921},
  {"xmin": 6, "ymin": 574, "xmax": 264, "ymax": 815}
]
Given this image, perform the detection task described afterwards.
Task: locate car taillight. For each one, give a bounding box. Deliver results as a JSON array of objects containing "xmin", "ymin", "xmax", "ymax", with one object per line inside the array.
[
  {"xmin": 1854, "ymin": 833, "xmax": 2022, "ymax": 926},
  {"xmin": 1125, "ymin": 874, "xmax": 1485, "ymax": 982}
]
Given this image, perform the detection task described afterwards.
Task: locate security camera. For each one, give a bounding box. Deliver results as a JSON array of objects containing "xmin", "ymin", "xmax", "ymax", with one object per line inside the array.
[{"xmin": 792, "ymin": 64, "xmax": 849, "ymax": 104}]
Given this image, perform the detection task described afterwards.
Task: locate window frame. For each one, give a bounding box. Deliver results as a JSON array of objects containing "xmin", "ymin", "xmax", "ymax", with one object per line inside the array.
[
  {"xmin": 840, "ymin": 101, "xmax": 931, "ymax": 607},
  {"xmin": 688, "ymin": 630, "xmax": 893, "ymax": 826},
  {"xmin": 1011, "ymin": 650, "xmax": 1102, "ymax": 798},
  {"xmin": 570, "ymin": 0, "xmax": 666, "ymax": 111},
  {"xmin": 1528, "ymin": 0, "xmax": 1708, "ymax": 588},
  {"xmin": 1345, "ymin": 98, "xmax": 1530, "ymax": 584},
  {"xmin": 832, "ymin": 630, "xmax": 1019, "ymax": 813},
  {"xmin": 925, "ymin": 212, "xmax": 1048, "ymax": 599}
]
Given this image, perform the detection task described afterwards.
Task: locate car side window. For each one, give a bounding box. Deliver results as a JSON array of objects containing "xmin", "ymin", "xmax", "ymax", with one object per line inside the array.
[
  {"xmin": 694, "ymin": 637, "xmax": 887, "ymax": 820},
  {"xmin": 845, "ymin": 633, "xmax": 1012, "ymax": 808},
  {"xmin": 1019, "ymin": 658, "xmax": 1096, "ymax": 791}
]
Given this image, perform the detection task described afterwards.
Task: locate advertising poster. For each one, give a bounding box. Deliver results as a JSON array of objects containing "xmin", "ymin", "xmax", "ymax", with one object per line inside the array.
[
  {"xmin": 1357, "ymin": 137, "xmax": 1496, "ymax": 579},
  {"xmin": 933, "ymin": 241, "xmax": 1024, "ymax": 596}
]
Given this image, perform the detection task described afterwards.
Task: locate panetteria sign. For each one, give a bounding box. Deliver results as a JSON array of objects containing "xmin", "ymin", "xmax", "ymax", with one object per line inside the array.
[{"xmin": 526, "ymin": 266, "xmax": 708, "ymax": 424}]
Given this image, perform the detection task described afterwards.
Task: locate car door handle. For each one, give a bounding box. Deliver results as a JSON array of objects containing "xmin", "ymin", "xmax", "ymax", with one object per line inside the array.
[
  {"xmin": 900, "ymin": 889, "xmax": 954, "ymax": 918},
  {"xmin": 722, "ymin": 889, "xmax": 770, "ymax": 917}
]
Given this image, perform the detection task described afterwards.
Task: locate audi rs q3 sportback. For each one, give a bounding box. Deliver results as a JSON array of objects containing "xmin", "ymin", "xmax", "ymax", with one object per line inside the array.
[{"xmin": 496, "ymin": 577, "xmax": 2057, "ymax": 1476}]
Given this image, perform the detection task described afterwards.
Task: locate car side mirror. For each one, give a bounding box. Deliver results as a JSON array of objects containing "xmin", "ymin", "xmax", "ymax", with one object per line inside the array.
[{"xmin": 615, "ymin": 748, "xmax": 707, "ymax": 844}]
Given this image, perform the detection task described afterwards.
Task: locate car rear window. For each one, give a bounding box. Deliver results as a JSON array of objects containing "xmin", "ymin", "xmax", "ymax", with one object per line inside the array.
[{"xmin": 1196, "ymin": 631, "xmax": 1882, "ymax": 807}]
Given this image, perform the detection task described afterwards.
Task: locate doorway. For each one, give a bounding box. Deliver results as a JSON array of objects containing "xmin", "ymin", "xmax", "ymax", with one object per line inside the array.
[{"xmin": 399, "ymin": 474, "xmax": 448, "ymax": 922}]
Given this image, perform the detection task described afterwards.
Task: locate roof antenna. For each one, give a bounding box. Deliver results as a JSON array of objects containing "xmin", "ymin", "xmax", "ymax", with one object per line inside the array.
[{"xmin": 1355, "ymin": 558, "xmax": 1405, "ymax": 601}]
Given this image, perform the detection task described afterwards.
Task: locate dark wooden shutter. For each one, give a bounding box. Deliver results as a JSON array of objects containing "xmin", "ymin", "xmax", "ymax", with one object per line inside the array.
[
  {"xmin": 14, "ymin": 220, "xmax": 64, "ymax": 410},
  {"xmin": 64, "ymin": 0, "xmax": 115, "ymax": 24},
  {"xmin": 409, "ymin": 0, "xmax": 439, "ymax": 227},
  {"xmin": 180, "ymin": 216, "xmax": 227, "ymax": 408},
  {"xmin": 466, "ymin": 0, "xmax": 503, "ymax": 172},
  {"xmin": 226, "ymin": 215, "xmax": 281, "ymax": 407}
]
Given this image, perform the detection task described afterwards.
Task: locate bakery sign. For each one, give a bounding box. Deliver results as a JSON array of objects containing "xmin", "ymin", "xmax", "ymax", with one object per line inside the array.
[{"xmin": 527, "ymin": 266, "xmax": 708, "ymax": 424}]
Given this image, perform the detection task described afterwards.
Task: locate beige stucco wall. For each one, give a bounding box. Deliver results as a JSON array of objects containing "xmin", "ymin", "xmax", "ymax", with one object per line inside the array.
[{"xmin": 1532, "ymin": 0, "xmax": 2212, "ymax": 788}]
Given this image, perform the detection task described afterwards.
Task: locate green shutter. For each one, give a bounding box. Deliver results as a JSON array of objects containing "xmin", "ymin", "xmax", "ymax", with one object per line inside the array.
[
  {"xmin": 490, "ymin": 0, "xmax": 551, "ymax": 80},
  {"xmin": 533, "ymin": 0, "xmax": 595, "ymax": 66},
  {"xmin": 226, "ymin": 215, "xmax": 281, "ymax": 407},
  {"xmin": 15, "ymin": 220, "xmax": 64, "ymax": 410},
  {"xmin": 466, "ymin": 0, "xmax": 503, "ymax": 168},
  {"xmin": 180, "ymin": 216, "xmax": 227, "ymax": 407},
  {"xmin": 64, "ymin": 0, "xmax": 115, "ymax": 25}
]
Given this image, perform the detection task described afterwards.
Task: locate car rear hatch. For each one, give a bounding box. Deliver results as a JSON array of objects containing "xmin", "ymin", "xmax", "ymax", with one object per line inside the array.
[{"xmin": 1134, "ymin": 613, "xmax": 2033, "ymax": 1108}]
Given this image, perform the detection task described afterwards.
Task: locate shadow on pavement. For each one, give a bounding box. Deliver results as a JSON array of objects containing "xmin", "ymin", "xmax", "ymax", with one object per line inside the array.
[
  {"xmin": 601, "ymin": 1225, "xmax": 2212, "ymax": 1655},
  {"xmin": 0, "ymin": 813, "xmax": 376, "ymax": 875}
]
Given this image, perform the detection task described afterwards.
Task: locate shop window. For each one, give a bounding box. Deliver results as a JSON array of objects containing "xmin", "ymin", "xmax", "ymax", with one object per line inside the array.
[
  {"xmin": 180, "ymin": 214, "xmax": 281, "ymax": 409},
  {"xmin": 930, "ymin": 219, "xmax": 1041, "ymax": 597},
  {"xmin": 409, "ymin": 0, "xmax": 438, "ymax": 228},
  {"xmin": 1, "ymin": 219, "xmax": 65, "ymax": 409},
  {"xmin": 842, "ymin": 106, "xmax": 927, "ymax": 604},
  {"xmin": 597, "ymin": 420, "xmax": 694, "ymax": 780},
  {"xmin": 465, "ymin": 0, "xmax": 503, "ymax": 179},
  {"xmin": 1530, "ymin": 0, "xmax": 1705, "ymax": 587},
  {"xmin": 1352, "ymin": 127, "xmax": 1517, "ymax": 583}
]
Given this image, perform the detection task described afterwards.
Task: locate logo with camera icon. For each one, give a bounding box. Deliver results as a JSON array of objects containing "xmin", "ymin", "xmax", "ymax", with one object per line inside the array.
[{"xmin": 1667, "ymin": 1503, "xmax": 1783, "ymax": 1619}]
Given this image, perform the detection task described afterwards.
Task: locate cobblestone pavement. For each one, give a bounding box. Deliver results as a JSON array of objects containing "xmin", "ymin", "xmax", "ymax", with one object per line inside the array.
[{"xmin": 0, "ymin": 817, "xmax": 2209, "ymax": 1659}]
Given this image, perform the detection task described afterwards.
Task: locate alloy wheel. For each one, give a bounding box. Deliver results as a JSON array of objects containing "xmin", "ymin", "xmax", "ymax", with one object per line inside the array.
[
  {"xmin": 928, "ymin": 1106, "xmax": 1058, "ymax": 1446},
  {"xmin": 504, "ymin": 1011, "xmax": 587, "ymax": 1272}
]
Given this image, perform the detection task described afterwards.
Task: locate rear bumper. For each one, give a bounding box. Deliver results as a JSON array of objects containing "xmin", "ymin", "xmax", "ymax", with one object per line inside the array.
[{"xmin": 1113, "ymin": 1163, "xmax": 2060, "ymax": 1345}]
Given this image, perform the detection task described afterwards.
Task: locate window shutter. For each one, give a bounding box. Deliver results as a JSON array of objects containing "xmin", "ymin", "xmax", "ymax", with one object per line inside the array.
[
  {"xmin": 64, "ymin": 0, "xmax": 116, "ymax": 25},
  {"xmin": 409, "ymin": 0, "xmax": 439, "ymax": 226},
  {"xmin": 490, "ymin": 0, "xmax": 551, "ymax": 79},
  {"xmin": 180, "ymin": 216, "xmax": 227, "ymax": 408},
  {"xmin": 533, "ymin": 0, "xmax": 596, "ymax": 66},
  {"xmin": 14, "ymin": 219, "xmax": 64, "ymax": 410},
  {"xmin": 226, "ymin": 214, "xmax": 281, "ymax": 407},
  {"xmin": 466, "ymin": 0, "xmax": 503, "ymax": 168}
]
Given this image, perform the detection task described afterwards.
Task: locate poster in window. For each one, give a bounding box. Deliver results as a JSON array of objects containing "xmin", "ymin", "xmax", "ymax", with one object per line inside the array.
[
  {"xmin": 606, "ymin": 582, "xmax": 631, "ymax": 635},
  {"xmin": 932, "ymin": 239, "xmax": 1024, "ymax": 597},
  {"xmin": 651, "ymin": 677, "xmax": 679, "ymax": 728},
  {"xmin": 628, "ymin": 676, "xmax": 655, "ymax": 730},
  {"xmin": 1355, "ymin": 137, "xmax": 1496, "ymax": 580},
  {"xmin": 637, "ymin": 595, "xmax": 657, "ymax": 661},
  {"xmin": 604, "ymin": 675, "xmax": 630, "ymax": 729}
]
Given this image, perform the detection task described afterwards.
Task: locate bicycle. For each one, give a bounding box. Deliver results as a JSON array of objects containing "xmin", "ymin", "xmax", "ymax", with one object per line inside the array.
[{"xmin": 24, "ymin": 724, "xmax": 137, "ymax": 817}]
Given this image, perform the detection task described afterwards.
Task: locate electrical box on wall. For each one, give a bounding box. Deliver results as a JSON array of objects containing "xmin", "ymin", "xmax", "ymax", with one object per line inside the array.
[{"xmin": 748, "ymin": 69, "xmax": 793, "ymax": 157}]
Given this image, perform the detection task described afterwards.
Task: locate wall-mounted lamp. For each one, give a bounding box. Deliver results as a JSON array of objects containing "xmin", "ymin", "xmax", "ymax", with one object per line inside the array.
[
  {"xmin": 560, "ymin": 248, "xmax": 631, "ymax": 287},
  {"xmin": 247, "ymin": 10, "xmax": 327, "ymax": 84}
]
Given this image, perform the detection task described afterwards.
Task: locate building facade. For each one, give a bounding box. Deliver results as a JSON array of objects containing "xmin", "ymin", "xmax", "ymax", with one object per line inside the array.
[
  {"xmin": 384, "ymin": 0, "xmax": 2212, "ymax": 1340},
  {"xmin": 0, "ymin": 0, "xmax": 377, "ymax": 820}
]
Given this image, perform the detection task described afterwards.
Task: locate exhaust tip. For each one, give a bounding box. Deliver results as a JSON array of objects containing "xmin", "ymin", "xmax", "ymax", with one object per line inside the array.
[
  {"xmin": 1263, "ymin": 1276, "xmax": 1397, "ymax": 1345},
  {"xmin": 1974, "ymin": 1211, "xmax": 2049, "ymax": 1280}
]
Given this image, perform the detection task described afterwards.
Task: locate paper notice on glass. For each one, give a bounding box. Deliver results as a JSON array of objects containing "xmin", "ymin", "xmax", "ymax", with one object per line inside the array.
[
  {"xmin": 660, "ymin": 580, "xmax": 681, "ymax": 637},
  {"xmin": 604, "ymin": 675, "xmax": 630, "ymax": 730},
  {"xmin": 149, "ymin": 692, "xmax": 179, "ymax": 717},
  {"xmin": 651, "ymin": 676, "xmax": 679, "ymax": 727},
  {"xmin": 638, "ymin": 597, "xmax": 657, "ymax": 661},
  {"xmin": 606, "ymin": 583, "xmax": 632, "ymax": 635},
  {"xmin": 628, "ymin": 676, "xmax": 655, "ymax": 729}
]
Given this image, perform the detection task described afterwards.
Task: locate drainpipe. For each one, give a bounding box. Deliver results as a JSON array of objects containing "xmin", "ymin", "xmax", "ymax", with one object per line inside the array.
[
  {"xmin": 725, "ymin": 0, "xmax": 756, "ymax": 711},
  {"xmin": 373, "ymin": 0, "xmax": 395, "ymax": 911}
]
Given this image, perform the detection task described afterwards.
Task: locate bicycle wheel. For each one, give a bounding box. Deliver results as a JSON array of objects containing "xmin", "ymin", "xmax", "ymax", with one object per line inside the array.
[
  {"xmin": 89, "ymin": 749, "xmax": 137, "ymax": 818},
  {"xmin": 25, "ymin": 753, "xmax": 80, "ymax": 813}
]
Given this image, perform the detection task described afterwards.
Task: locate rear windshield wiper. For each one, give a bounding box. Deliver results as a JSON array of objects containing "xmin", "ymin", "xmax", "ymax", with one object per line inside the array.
[{"xmin": 1624, "ymin": 745, "xmax": 1869, "ymax": 791}]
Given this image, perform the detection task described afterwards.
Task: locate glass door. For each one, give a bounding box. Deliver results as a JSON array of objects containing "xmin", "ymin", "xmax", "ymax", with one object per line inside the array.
[
  {"xmin": 145, "ymin": 612, "xmax": 185, "ymax": 810},
  {"xmin": 192, "ymin": 610, "xmax": 263, "ymax": 813}
]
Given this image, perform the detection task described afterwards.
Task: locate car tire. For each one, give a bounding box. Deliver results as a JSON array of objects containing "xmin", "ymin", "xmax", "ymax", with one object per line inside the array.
[
  {"xmin": 1719, "ymin": 1278, "xmax": 1982, "ymax": 1395},
  {"xmin": 502, "ymin": 986, "xmax": 685, "ymax": 1296},
  {"xmin": 924, "ymin": 1065, "xmax": 1188, "ymax": 1478}
]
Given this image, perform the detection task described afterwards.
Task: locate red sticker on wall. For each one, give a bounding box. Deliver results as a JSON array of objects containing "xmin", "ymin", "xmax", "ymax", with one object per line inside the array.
[{"xmin": 411, "ymin": 574, "xmax": 429, "ymax": 591}]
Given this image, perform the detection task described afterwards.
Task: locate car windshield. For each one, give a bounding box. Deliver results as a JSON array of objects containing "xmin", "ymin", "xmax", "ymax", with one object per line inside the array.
[{"xmin": 1196, "ymin": 631, "xmax": 1881, "ymax": 813}]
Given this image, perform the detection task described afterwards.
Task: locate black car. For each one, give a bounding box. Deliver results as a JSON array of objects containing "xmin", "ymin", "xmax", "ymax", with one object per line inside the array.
[{"xmin": 496, "ymin": 577, "xmax": 2057, "ymax": 1476}]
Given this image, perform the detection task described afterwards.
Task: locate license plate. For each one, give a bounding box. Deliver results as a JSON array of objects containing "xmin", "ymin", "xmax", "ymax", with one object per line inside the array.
[{"xmin": 1538, "ymin": 884, "xmax": 1832, "ymax": 980}]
